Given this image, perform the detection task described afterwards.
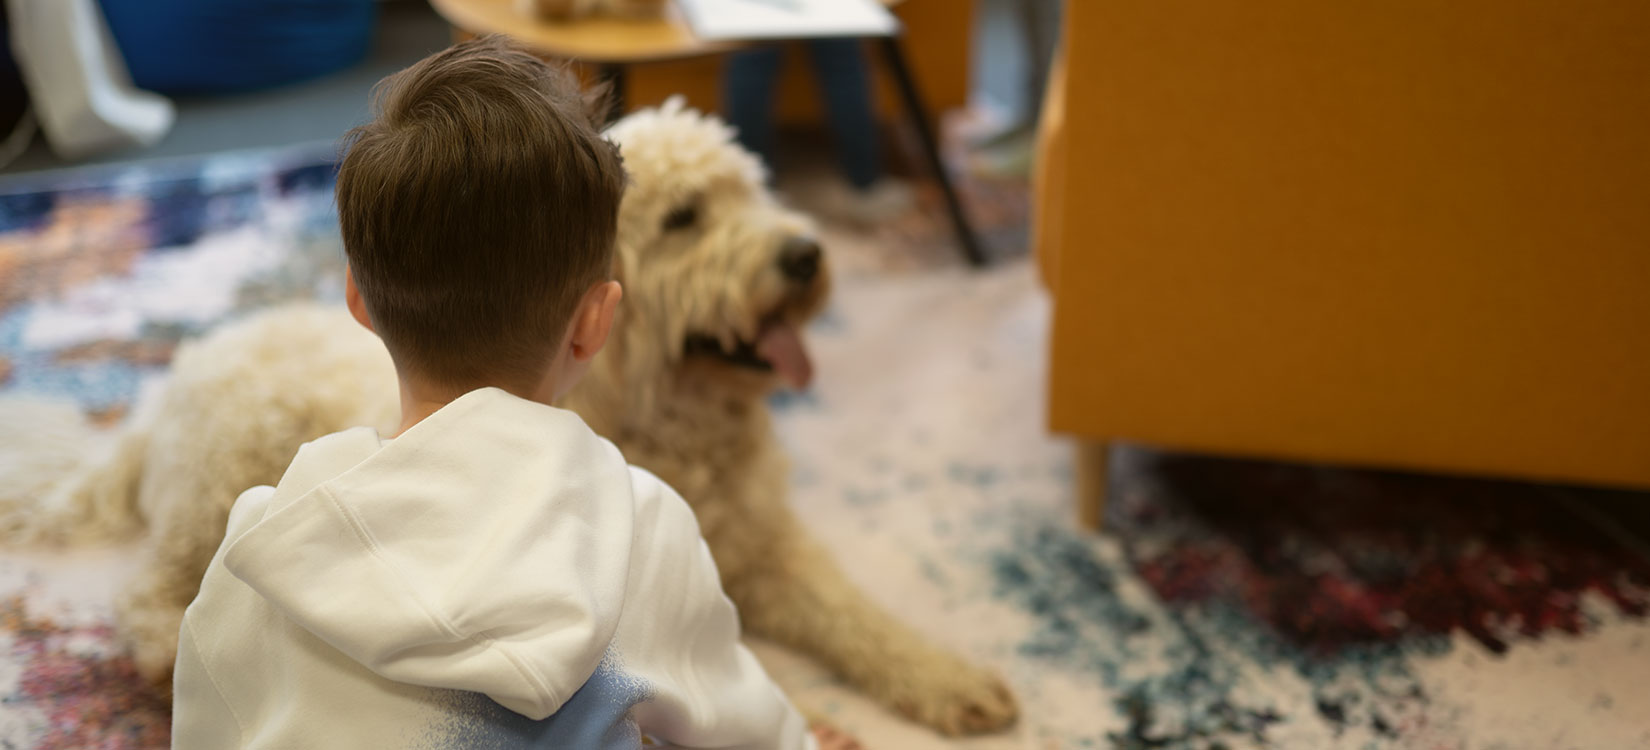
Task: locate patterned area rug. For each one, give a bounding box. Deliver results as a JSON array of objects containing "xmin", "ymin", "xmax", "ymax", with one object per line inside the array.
[{"xmin": 2, "ymin": 147, "xmax": 1649, "ymax": 749}]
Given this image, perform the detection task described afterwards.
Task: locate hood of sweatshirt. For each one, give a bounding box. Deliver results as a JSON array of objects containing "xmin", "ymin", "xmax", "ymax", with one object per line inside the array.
[{"xmin": 222, "ymin": 387, "xmax": 635, "ymax": 721}]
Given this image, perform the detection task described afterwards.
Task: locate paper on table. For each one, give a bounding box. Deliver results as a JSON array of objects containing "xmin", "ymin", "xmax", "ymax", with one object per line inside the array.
[{"xmin": 676, "ymin": 0, "xmax": 899, "ymax": 41}]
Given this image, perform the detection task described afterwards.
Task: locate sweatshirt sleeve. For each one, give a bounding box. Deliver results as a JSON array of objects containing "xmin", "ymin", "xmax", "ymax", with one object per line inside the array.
[
  {"xmin": 172, "ymin": 613, "xmax": 246, "ymax": 748},
  {"xmin": 622, "ymin": 468, "xmax": 818, "ymax": 750}
]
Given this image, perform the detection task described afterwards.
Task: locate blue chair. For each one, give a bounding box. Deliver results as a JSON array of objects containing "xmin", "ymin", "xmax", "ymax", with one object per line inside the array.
[{"xmin": 99, "ymin": 0, "xmax": 376, "ymax": 96}]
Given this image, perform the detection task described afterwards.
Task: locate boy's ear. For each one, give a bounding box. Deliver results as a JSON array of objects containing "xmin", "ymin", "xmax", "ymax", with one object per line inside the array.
[
  {"xmin": 569, "ymin": 280, "xmax": 623, "ymax": 363},
  {"xmin": 345, "ymin": 267, "xmax": 374, "ymax": 332}
]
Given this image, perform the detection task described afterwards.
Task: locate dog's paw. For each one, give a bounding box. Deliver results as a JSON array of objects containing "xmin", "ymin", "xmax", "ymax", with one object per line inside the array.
[{"xmin": 875, "ymin": 648, "xmax": 1019, "ymax": 736}]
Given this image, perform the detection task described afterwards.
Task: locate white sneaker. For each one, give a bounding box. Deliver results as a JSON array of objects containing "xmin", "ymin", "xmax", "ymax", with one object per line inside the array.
[
  {"xmin": 967, "ymin": 127, "xmax": 1035, "ymax": 180},
  {"xmin": 819, "ymin": 178, "xmax": 917, "ymax": 226}
]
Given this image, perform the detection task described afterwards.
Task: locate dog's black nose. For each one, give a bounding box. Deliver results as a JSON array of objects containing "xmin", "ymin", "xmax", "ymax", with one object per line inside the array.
[{"xmin": 779, "ymin": 237, "xmax": 822, "ymax": 283}]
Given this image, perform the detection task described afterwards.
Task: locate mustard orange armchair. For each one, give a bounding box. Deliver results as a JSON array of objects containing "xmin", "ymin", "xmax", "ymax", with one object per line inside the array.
[{"xmin": 1037, "ymin": 0, "xmax": 1650, "ymax": 528}]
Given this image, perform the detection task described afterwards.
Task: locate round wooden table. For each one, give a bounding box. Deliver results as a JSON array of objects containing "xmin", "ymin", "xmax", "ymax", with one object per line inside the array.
[
  {"xmin": 428, "ymin": 0, "xmax": 736, "ymax": 64},
  {"xmin": 426, "ymin": 0, "xmax": 987, "ymax": 266}
]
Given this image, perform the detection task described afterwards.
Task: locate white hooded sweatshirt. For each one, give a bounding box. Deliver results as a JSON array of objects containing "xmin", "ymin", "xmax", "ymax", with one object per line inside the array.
[{"xmin": 172, "ymin": 387, "xmax": 815, "ymax": 750}]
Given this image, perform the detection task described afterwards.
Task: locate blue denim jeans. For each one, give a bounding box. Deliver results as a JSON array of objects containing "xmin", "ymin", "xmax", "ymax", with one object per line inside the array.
[{"xmin": 722, "ymin": 38, "xmax": 882, "ymax": 190}]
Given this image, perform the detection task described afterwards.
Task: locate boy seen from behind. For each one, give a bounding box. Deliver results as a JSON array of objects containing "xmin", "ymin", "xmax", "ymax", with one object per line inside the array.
[{"xmin": 169, "ymin": 35, "xmax": 846, "ymax": 750}]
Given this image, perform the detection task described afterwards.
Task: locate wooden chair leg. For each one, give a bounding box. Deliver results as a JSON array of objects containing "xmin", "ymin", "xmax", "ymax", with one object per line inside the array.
[{"xmin": 1076, "ymin": 439, "xmax": 1109, "ymax": 530}]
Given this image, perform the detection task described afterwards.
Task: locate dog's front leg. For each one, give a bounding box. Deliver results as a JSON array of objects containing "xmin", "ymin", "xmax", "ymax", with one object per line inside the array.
[
  {"xmin": 118, "ymin": 531, "xmax": 220, "ymax": 694},
  {"xmin": 720, "ymin": 518, "xmax": 1018, "ymax": 736},
  {"xmin": 117, "ymin": 477, "xmax": 239, "ymax": 696}
]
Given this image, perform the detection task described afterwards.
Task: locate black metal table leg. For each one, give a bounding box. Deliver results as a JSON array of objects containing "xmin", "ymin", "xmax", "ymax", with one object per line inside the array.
[
  {"xmin": 876, "ymin": 35, "xmax": 988, "ymax": 267},
  {"xmin": 598, "ymin": 63, "xmax": 628, "ymax": 125}
]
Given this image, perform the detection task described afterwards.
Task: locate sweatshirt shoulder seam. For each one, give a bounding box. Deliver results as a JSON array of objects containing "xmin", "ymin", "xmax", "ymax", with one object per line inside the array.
[
  {"xmin": 180, "ymin": 614, "xmax": 248, "ymax": 746},
  {"xmin": 311, "ymin": 482, "xmax": 564, "ymax": 712}
]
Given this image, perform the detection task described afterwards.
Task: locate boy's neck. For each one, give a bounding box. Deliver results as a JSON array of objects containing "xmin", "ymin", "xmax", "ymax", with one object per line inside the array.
[{"xmin": 393, "ymin": 374, "xmax": 555, "ymax": 438}]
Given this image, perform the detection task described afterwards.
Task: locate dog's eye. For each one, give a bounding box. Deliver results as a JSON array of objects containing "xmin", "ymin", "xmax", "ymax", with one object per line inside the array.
[{"xmin": 662, "ymin": 203, "xmax": 698, "ymax": 232}]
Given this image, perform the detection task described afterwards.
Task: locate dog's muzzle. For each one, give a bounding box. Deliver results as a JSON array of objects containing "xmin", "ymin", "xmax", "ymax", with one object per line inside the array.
[
  {"xmin": 680, "ymin": 236, "xmax": 823, "ymax": 390},
  {"xmin": 778, "ymin": 237, "xmax": 822, "ymax": 284}
]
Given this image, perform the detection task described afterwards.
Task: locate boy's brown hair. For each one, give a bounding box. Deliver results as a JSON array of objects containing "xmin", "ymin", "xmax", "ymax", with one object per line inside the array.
[{"xmin": 336, "ymin": 34, "xmax": 625, "ymax": 386}]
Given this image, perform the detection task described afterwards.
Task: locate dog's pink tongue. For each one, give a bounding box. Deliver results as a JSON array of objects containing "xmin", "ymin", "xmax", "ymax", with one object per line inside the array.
[{"xmin": 757, "ymin": 321, "xmax": 813, "ymax": 390}]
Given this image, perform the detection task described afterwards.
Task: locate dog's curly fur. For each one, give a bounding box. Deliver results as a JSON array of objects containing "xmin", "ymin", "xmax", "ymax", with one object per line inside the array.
[{"xmin": 0, "ymin": 101, "xmax": 1016, "ymax": 736}]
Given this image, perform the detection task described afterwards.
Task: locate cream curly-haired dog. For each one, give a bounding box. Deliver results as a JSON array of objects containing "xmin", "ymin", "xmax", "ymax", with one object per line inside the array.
[{"xmin": 0, "ymin": 100, "xmax": 1016, "ymax": 735}]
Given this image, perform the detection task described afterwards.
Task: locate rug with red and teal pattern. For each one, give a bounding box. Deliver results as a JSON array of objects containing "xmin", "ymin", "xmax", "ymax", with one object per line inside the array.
[{"xmin": 1, "ymin": 147, "xmax": 1648, "ymax": 750}]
